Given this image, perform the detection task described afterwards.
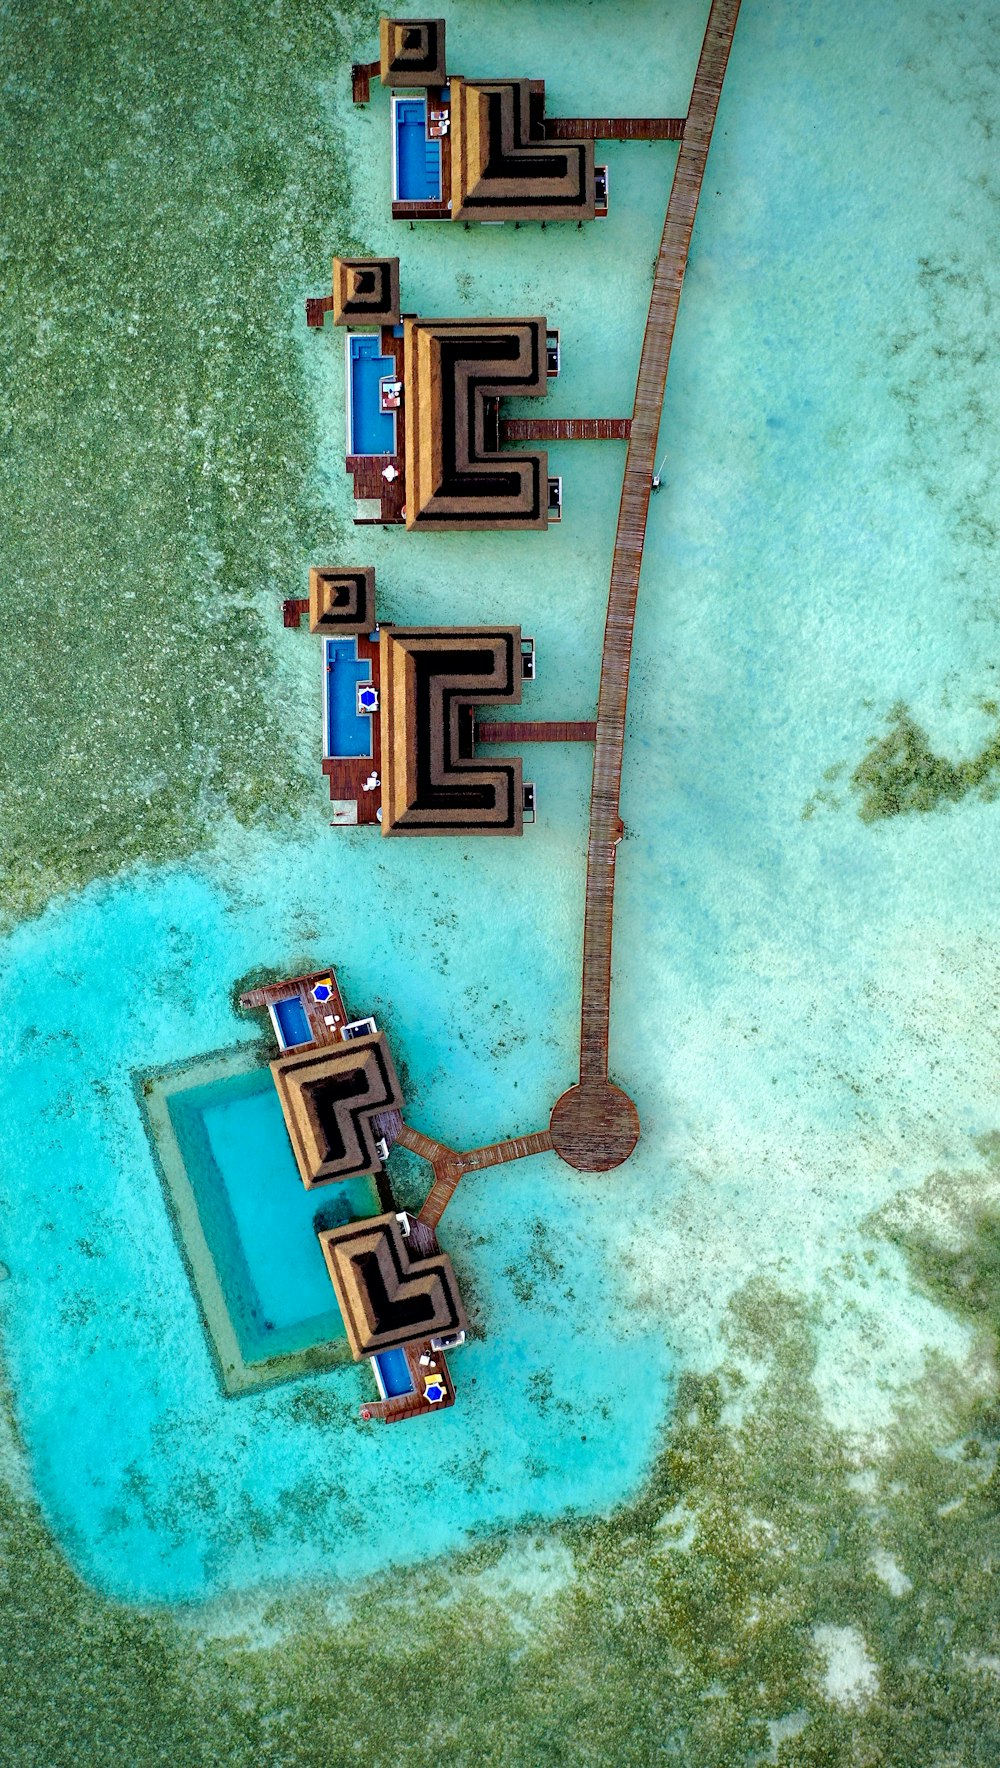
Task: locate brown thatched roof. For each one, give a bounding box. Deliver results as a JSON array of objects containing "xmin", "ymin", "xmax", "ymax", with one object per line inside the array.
[
  {"xmin": 319, "ymin": 1211, "xmax": 467, "ymax": 1357},
  {"xmin": 271, "ymin": 1033, "xmax": 403, "ymax": 1187},
  {"xmin": 379, "ymin": 625, "xmax": 524, "ymax": 835},
  {"xmin": 331, "ymin": 256, "xmax": 401, "ymax": 327},
  {"xmin": 308, "ymin": 565, "xmax": 376, "ymax": 634},
  {"xmin": 403, "ymin": 316, "xmax": 549, "ymax": 530},
  {"xmin": 450, "ymin": 79, "xmax": 596, "ymax": 223},
  {"xmin": 378, "ymin": 17, "xmax": 446, "ymax": 88}
]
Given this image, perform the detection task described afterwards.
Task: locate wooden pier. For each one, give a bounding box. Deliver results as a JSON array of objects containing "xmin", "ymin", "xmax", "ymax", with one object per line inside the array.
[
  {"xmin": 550, "ymin": 0, "xmax": 743, "ymax": 1172},
  {"xmin": 475, "ymin": 720, "xmax": 596, "ymax": 744},
  {"xmin": 498, "ymin": 417, "xmax": 631, "ymax": 442},
  {"xmin": 544, "ymin": 117, "xmax": 686, "ymax": 141}
]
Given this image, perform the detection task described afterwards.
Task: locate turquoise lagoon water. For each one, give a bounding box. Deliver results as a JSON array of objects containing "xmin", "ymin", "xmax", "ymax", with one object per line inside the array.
[
  {"xmin": 0, "ymin": 849, "xmax": 672, "ymax": 1602},
  {"xmin": 162, "ymin": 1062, "xmax": 378, "ymax": 1364},
  {"xmin": 3, "ymin": 0, "xmax": 1000, "ymax": 1610}
]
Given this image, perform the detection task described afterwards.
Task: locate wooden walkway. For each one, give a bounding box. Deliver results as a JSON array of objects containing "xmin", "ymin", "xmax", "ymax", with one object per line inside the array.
[
  {"xmin": 544, "ymin": 117, "xmax": 686, "ymax": 141},
  {"xmin": 499, "ymin": 418, "xmax": 631, "ymax": 442},
  {"xmin": 550, "ymin": 0, "xmax": 743, "ymax": 1170},
  {"xmin": 393, "ymin": 1122, "xmax": 553, "ymax": 1230},
  {"xmin": 475, "ymin": 720, "xmax": 596, "ymax": 744}
]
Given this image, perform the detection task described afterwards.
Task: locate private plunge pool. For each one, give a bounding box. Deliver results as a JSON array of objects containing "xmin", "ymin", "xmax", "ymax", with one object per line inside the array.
[
  {"xmin": 392, "ymin": 96, "xmax": 442, "ymax": 202},
  {"xmin": 325, "ymin": 637, "xmax": 375, "ymax": 759},
  {"xmin": 346, "ymin": 332, "xmax": 396, "ymax": 456},
  {"xmin": 142, "ymin": 1046, "xmax": 382, "ymax": 1393},
  {"xmin": 373, "ymin": 1345, "xmax": 415, "ymax": 1400}
]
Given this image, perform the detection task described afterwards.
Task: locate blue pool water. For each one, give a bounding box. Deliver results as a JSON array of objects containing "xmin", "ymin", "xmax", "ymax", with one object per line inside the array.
[
  {"xmin": 272, "ymin": 994, "xmax": 311, "ymax": 1048},
  {"xmin": 166, "ymin": 1068, "xmax": 377, "ymax": 1362},
  {"xmin": 394, "ymin": 97, "xmax": 441, "ymax": 201},
  {"xmin": 374, "ymin": 1346, "xmax": 415, "ymax": 1399},
  {"xmin": 325, "ymin": 637, "xmax": 373, "ymax": 758},
  {"xmin": 348, "ymin": 334, "xmax": 396, "ymax": 456}
]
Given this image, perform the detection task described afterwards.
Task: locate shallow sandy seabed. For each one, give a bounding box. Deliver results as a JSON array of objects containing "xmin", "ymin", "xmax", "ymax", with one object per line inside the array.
[{"xmin": 2, "ymin": 0, "xmax": 1000, "ymax": 1761}]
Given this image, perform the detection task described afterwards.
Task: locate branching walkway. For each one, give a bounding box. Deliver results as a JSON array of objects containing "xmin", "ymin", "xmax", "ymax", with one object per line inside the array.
[
  {"xmin": 395, "ymin": 1123, "xmax": 553, "ymax": 1230},
  {"xmin": 549, "ymin": 0, "xmax": 742, "ymax": 1172}
]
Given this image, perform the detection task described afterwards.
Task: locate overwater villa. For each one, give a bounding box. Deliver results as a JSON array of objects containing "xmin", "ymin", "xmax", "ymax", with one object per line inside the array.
[
  {"xmin": 308, "ymin": 255, "xmax": 563, "ymax": 528},
  {"xmin": 306, "ymin": 255, "xmax": 632, "ymax": 527},
  {"xmin": 354, "ymin": 16, "xmax": 606, "ymax": 222},
  {"xmin": 284, "ymin": 564, "xmax": 598, "ymax": 830},
  {"xmin": 239, "ymin": 968, "xmax": 467, "ymax": 1422},
  {"xmin": 350, "ymin": 16, "xmax": 689, "ymax": 225}
]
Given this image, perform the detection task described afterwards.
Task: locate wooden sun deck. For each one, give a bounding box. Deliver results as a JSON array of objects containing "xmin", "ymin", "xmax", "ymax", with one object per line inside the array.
[
  {"xmin": 360, "ymin": 1336, "xmax": 456, "ymax": 1424},
  {"xmin": 239, "ymin": 969, "xmax": 349, "ymax": 1046},
  {"xmin": 321, "ymin": 630, "xmax": 382, "ymax": 826},
  {"xmin": 549, "ymin": 0, "xmax": 742, "ymax": 1171},
  {"xmin": 391, "ymin": 83, "xmax": 452, "ymax": 224},
  {"xmin": 348, "ymin": 325, "xmax": 407, "ymax": 525}
]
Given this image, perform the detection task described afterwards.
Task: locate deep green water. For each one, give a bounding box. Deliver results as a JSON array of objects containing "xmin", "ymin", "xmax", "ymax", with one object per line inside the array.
[{"xmin": 3, "ymin": 0, "xmax": 1000, "ymax": 1761}]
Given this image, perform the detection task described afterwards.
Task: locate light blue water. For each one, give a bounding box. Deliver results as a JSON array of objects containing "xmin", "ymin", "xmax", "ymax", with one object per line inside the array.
[
  {"xmin": 3, "ymin": 0, "xmax": 1000, "ymax": 1609},
  {"xmin": 394, "ymin": 97, "xmax": 441, "ymax": 202},
  {"xmin": 348, "ymin": 334, "xmax": 395, "ymax": 456},
  {"xmin": 324, "ymin": 637, "xmax": 373, "ymax": 758},
  {"xmin": 0, "ymin": 850, "xmax": 670, "ymax": 1601}
]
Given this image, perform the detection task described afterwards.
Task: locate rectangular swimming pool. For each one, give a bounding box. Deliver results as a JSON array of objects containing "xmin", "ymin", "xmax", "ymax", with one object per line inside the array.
[
  {"xmin": 373, "ymin": 1346, "xmax": 415, "ymax": 1399},
  {"xmin": 393, "ymin": 97, "xmax": 441, "ymax": 201},
  {"xmin": 347, "ymin": 334, "xmax": 396, "ymax": 456},
  {"xmin": 271, "ymin": 994, "xmax": 312, "ymax": 1049},
  {"xmin": 143, "ymin": 1051, "xmax": 382, "ymax": 1392},
  {"xmin": 325, "ymin": 637, "xmax": 374, "ymax": 759}
]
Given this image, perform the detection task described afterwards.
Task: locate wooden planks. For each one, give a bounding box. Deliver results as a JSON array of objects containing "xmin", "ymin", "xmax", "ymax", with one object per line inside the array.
[
  {"xmin": 544, "ymin": 117, "xmax": 685, "ymax": 141},
  {"xmin": 475, "ymin": 720, "xmax": 596, "ymax": 744},
  {"xmin": 351, "ymin": 60, "xmax": 379, "ymax": 105},
  {"xmin": 577, "ymin": 0, "xmax": 742, "ymax": 1090},
  {"xmin": 498, "ymin": 417, "xmax": 631, "ymax": 442},
  {"xmin": 239, "ymin": 970, "xmax": 349, "ymax": 1045},
  {"xmin": 404, "ymin": 1127, "xmax": 554, "ymax": 1230}
]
